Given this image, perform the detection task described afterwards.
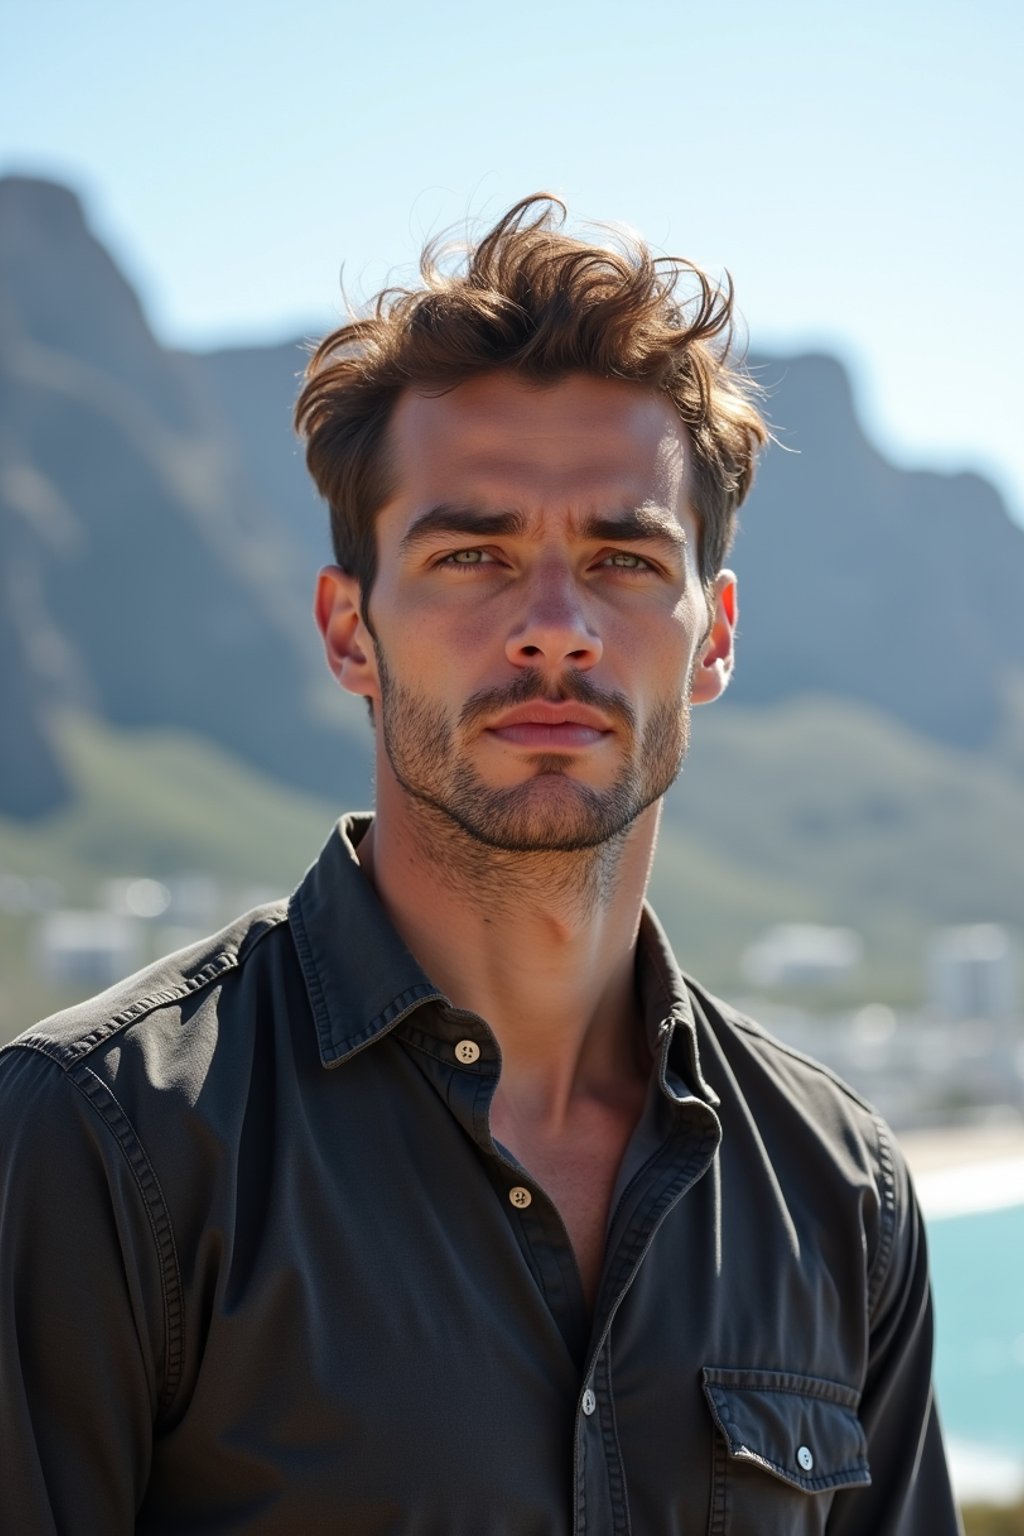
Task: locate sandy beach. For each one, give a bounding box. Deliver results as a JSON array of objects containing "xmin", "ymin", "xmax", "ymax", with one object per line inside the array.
[{"xmin": 898, "ymin": 1121, "xmax": 1024, "ymax": 1219}]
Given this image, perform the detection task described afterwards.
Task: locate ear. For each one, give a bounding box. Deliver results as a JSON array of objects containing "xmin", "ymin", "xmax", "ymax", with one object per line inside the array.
[
  {"xmin": 691, "ymin": 570, "xmax": 737, "ymax": 705},
  {"xmin": 314, "ymin": 565, "xmax": 380, "ymax": 704}
]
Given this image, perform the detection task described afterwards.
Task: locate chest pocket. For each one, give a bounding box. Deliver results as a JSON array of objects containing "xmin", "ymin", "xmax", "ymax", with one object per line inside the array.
[{"xmin": 702, "ymin": 1367, "xmax": 870, "ymax": 1536}]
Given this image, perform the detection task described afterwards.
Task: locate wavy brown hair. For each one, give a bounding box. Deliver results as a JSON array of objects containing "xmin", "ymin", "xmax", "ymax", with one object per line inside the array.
[{"xmin": 295, "ymin": 195, "xmax": 768, "ymax": 602}]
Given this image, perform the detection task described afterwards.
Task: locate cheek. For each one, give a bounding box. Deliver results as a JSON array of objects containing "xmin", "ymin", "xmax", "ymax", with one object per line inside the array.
[
  {"xmin": 448, "ymin": 605, "xmax": 507, "ymax": 656},
  {"xmin": 397, "ymin": 585, "xmax": 510, "ymax": 660},
  {"xmin": 620, "ymin": 602, "xmax": 697, "ymax": 673},
  {"xmin": 671, "ymin": 592, "xmax": 709, "ymax": 659}
]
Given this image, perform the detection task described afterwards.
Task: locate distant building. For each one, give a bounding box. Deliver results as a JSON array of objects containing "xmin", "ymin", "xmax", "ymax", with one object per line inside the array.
[
  {"xmin": 927, "ymin": 925, "xmax": 1020, "ymax": 1024},
  {"xmin": 98, "ymin": 877, "xmax": 171, "ymax": 919},
  {"xmin": 36, "ymin": 910, "xmax": 142, "ymax": 990},
  {"xmin": 741, "ymin": 924, "xmax": 863, "ymax": 990}
]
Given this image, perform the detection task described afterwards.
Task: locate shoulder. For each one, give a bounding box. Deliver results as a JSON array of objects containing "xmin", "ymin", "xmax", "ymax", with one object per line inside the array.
[
  {"xmin": 686, "ymin": 971, "xmax": 884, "ymax": 1133},
  {"xmin": 0, "ymin": 911, "xmax": 302, "ymax": 1432},
  {"xmin": 684, "ymin": 974, "xmax": 909, "ymax": 1299},
  {"xmin": 4, "ymin": 901, "xmax": 291, "ymax": 1069},
  {"xmin": 0, "ymin": 901, "xmax": 297, "ymax": 1148},
  {"xmin": 0, "ymin": 899, "xmax": 307, "ymax": 1326}
]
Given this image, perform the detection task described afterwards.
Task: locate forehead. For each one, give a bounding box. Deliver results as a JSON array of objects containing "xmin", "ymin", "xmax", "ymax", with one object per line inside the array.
[{"xmin": 384, "ymin": 372, "xmax": 692, "ymax": 521}]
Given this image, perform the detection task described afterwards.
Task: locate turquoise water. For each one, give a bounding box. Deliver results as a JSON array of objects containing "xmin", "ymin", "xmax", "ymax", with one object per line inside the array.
[{"xmin": 927, "ymin": 1204, "xmax": 1024, "ymax": 1476}]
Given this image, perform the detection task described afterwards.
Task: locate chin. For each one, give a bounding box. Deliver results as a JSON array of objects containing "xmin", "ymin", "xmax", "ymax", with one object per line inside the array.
[{"xmin": 439, "ymin": 771, "xmax": 652, "ymax": 854}]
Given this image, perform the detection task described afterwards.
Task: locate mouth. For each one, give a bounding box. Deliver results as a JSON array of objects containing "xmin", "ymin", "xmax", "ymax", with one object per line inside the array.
[{"xmin": 484, "ymin": 702, "xmax": 614, "ymax": 751}]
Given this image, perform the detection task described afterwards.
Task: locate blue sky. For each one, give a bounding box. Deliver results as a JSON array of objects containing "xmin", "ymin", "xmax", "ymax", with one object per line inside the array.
[{"xmin": 5, "ymin": 0, "xmax": 1022, "ymax": 522}]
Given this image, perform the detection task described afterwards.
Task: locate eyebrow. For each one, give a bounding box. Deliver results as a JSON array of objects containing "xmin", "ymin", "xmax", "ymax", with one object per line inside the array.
[
  {"xmin": 400, "ymin": 505, "xmax": 528, "ymax": 552},
  {"xmin": 400, "ymin": 502, "xmax": 688, "ymax": 555},
  {"xmin": 584, "ymin": 508, "xmax": 688, "ymax": 553}
]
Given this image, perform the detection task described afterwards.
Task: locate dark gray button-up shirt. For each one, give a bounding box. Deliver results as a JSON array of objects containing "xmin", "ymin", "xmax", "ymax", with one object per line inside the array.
[{"xmin": 0, "ymin": 816, "xmax": 961, "ymax": 1534}]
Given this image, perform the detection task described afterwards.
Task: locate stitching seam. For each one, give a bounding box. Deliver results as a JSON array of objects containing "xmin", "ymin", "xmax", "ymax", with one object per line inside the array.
[
  {"xmin": 67, "ymin": 1063, "xmax": 185, "ymax": 1416},
  {"xmin": 867, "ymin": 1114, "xmax": 897, "ymax": 1317}
]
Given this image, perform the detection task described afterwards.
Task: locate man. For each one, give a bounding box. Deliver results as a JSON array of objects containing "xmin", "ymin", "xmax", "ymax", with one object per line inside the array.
[{"xmin": 0, "ymin": 196, "xmax": 960, "ymax": 1533}]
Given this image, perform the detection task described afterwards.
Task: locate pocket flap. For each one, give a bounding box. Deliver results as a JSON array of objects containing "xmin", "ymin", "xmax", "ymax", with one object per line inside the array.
[{"xmin": 702, "ymin": 1367, "xmax": 871, "ymax": 1493}]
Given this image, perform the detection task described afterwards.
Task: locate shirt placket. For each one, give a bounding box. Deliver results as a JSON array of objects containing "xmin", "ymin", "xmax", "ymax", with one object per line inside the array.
[
  {"xmin": 572, "ymin": 1102, "xmax": 721, "ymax": 1536},
  {"xmin": 398, "ymin": 1001, "xmax": 721, "ymax": 1536},
  {"xmin": 405, "ymin": 1003, "xmax": 594, "ymax": 1364}
]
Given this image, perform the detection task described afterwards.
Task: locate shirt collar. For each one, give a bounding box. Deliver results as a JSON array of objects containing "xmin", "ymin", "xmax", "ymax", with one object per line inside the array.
[
  {"xmin": 289, "ymin": 815, "xmax": 444, "ymax": 1068},
  {"xmin": 635, "ymin": 903, "xmax": 720, "ymax": 1107},
  {"xmin": 290, "ymin": 814, "xmax": 718, "ymax": 1106}
]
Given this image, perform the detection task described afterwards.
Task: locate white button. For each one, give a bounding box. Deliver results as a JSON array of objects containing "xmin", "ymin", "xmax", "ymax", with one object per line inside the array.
[
  {"xmin": 454, "ymin": 1039, "xmax": 480, "ymax": 1064},
  {"xmin": 581, "ymin": 1388, "xmax": 596, "ymax": 1417},
  {"xmin": 797, "ymin": 1445, "xmax": 814, "ymax": 1472},
  {"xmin": 508, "ymin": 1185, "xmax": 532, "ymax": 1209}
]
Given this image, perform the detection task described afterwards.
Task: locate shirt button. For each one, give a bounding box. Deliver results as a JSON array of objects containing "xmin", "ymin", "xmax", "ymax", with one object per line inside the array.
[
  {"xmin": 454, "ymin": 1039, "xmax": 480, "ymax": 1064},
  {"xmin": 797, "ymin": 1446, "xmax": 814, "ymax": 1473},
  {"xmin": 581, "ymin": 1388, "xmax": 596, "ymax": 1417},
  {"xmin": 508, "ymin": 1185, "xmax": 532, "ymax": 1209}
]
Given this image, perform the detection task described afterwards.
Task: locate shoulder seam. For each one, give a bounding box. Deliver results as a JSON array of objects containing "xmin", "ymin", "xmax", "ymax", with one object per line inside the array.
[
  {"xmin": 717, "ymin": 1005, "xmax": 879, "ymax": 1117},
  {"xmin": 11, "ymin": 908, "xmax": 288, "ymax": 1067}
]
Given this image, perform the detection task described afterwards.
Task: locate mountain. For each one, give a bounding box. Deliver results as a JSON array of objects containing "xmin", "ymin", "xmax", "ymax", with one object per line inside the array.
[
  {"xmin": 730, "ymin": 352, "xmax": 1024, "ymax": 751},
  {"xmin": 0, "ymin": 176, "xmax": 368, "ymax": 819}
]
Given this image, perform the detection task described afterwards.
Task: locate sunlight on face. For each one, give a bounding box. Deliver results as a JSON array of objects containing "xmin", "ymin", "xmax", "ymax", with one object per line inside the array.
[{"xmin": 356, "ymin": 373, "xmax": 730, "ymax": 851}]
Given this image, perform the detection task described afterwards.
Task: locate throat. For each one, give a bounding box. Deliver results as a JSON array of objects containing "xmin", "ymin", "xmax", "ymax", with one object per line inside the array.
[
  {"xmin": 403, "ymin": 791, "xmax": 631, "ymax": 926},
  {"xmin": 490, "ymin": 1083, "xmax": 647, "ymax": 1310}
]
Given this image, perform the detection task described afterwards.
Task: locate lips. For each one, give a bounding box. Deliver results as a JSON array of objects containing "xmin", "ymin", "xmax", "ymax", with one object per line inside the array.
[
  {"xmin": 484, "ymin": 701, "xmax": 613, "ymax": 750},
  {"xmin": 487, "ymin": 702, "xmax": 613, "ymax": 732}
]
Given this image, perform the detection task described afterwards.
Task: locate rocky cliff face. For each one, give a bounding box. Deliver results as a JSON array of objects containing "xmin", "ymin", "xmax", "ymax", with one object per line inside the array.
[
  {"xmin": 0, "ymin": 177, "xmax": 365, "ymax": 817},
  {"xmin": 730, "ymin": 351, "xmax": 1024, "ymax": 750}
]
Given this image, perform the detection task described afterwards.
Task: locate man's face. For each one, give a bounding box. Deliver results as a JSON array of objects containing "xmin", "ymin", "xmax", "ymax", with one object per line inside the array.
[{"xmin": 318, "ymin": 372, "xmax": 735, "ymax": 852}]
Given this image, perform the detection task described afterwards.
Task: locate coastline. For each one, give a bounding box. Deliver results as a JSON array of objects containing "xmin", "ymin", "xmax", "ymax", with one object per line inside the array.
[
  {"xmin": 946, "ymin": 1439, "xmax": 1024, "ymax": 1507},
  {"xmin": 900, "ymin": 1122, "xmax": 1024, "ymax": 1508},
  {"xmin": 898, "ymin": 1122, "xmax": 1024, "ymax": 1219}
]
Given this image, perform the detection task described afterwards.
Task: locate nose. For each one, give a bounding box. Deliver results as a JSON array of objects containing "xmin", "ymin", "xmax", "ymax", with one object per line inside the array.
[{"xmin": 505, "ymin": 564, "xmax": 603, "ymax": 673}]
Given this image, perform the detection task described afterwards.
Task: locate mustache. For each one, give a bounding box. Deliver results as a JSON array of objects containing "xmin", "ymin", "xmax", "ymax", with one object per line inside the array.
[{"xmin": 458, "ymin": 669, "xmax": 637, "ymax": 733}]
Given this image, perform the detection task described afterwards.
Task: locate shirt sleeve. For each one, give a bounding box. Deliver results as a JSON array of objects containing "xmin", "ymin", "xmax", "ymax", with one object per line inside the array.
[
  {"xmin": 827, "ymin": 1120, "xmax": 963, "ymax": 1536},
  {"xmin": 0, "ymin": 1045, "xmax": 165, "ymax": 1534}
]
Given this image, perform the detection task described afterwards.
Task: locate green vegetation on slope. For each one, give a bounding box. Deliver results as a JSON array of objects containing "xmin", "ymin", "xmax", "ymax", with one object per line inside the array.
[
  {"xmin": 0, "ymin": 710, "xmax": 346, "ymax": 898},
  {"xmin": 655, "ymin": 695, "xmax": 1024, "ymax": 1000},
  {"xmin": 0, "ymin": 712, "xmax": 344, "ymax": 1041}
]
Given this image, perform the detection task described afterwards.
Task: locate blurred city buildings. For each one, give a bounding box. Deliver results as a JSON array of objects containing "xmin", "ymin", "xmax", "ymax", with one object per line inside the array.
[
  {"xmin": 738, "ymin": 922, "xmax": 1023, "ymax": 1130},
  {"xmin": 928, "ymin": 925, "xmax": 1020, "ymax": 1026}
]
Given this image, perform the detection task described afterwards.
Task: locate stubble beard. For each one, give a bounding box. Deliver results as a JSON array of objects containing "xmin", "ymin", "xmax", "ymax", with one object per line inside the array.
[{"xmin": 375, "ymin": 650, "xmax": 692, "ymax": 856}]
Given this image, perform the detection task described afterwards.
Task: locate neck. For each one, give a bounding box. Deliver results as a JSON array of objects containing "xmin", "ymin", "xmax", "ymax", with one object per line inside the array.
[{"xmin": 356, "ymin": 781, "xmax": 661, "ymax": 1132}]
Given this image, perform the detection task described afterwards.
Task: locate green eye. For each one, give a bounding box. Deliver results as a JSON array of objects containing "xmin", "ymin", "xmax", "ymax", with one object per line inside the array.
[
  {"xmin": 449, "ymin": 549, "xmax": 488, "ymax": 564},
  {"xmin": 604, "ymin": 551, "xmax": 647, "ymax": 568}
]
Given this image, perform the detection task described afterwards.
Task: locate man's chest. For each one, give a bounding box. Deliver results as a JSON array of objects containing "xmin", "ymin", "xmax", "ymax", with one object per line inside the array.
[
  {"xmin": 489, "ymin": 1101, "xmax": 642, "ymax": 1308},
  {"xmin": 148, "ymin": 1052, "xmax": 873, "ymax": 1535}
]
